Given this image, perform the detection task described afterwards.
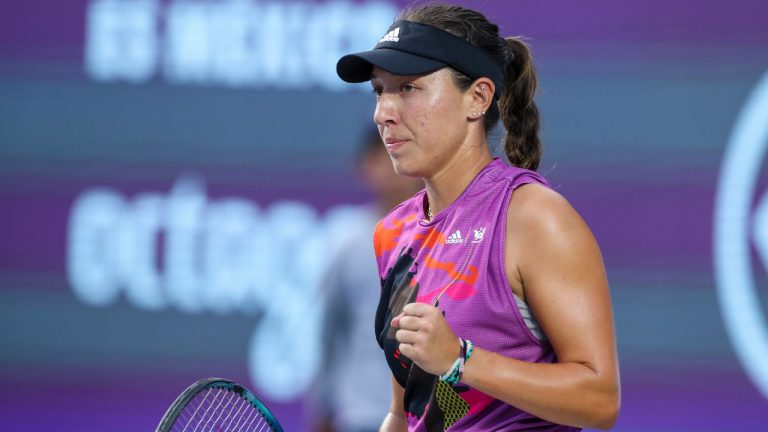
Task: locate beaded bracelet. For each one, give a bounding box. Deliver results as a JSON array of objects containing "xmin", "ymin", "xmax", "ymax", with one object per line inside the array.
[{"xmin": 439, "ymin": 338, "xmax": 474, "ymax": 385}]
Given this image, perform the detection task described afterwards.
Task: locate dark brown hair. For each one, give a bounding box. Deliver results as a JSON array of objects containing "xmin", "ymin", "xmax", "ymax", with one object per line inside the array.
[{"xmin": 399, "ymin": 4, "xmax": 542, "ymax": 170}]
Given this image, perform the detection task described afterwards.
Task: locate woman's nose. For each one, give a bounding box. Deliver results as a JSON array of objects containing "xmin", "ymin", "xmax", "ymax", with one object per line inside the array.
[{"xmin": 373, "ymin": 93, "xmax": 399, "ymax": 126}]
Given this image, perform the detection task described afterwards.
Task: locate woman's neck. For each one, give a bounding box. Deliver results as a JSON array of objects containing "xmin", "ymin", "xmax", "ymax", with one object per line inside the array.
[{"xmin": 424, "ymin": 148, "xmax": 493, "ymax": 217}]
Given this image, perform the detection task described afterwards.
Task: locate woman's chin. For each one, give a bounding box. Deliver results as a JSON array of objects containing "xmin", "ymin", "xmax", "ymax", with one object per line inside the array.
[{"xmin": 391, "ymin": 160, "xmax": 425, "ymax": 178}]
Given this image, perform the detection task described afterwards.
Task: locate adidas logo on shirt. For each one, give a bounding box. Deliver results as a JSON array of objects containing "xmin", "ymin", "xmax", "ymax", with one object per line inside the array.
[
  {"xmin": 378, "ymin": 27, "xmax": 400, "ymax": 43},
  {"xmin": 445, "ymin": 230, "xmax": 464, "ymax": 244}
]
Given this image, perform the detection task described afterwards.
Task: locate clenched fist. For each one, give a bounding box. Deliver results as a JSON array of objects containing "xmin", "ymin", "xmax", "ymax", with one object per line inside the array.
[{"xmin": 391, "ymin": 302, "xmax": 462, "ymax": 376}]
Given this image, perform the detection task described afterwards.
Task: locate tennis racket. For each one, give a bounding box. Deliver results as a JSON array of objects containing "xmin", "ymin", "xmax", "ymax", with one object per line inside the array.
[{"xmin": 156, "ymin": 377, "xmax": 284, "ymax": 432}]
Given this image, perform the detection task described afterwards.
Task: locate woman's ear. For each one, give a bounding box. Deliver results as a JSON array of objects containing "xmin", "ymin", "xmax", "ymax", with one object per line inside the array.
[{"xmin": 467, "ymin": 77, "xmax": 495, "ymax": 120}]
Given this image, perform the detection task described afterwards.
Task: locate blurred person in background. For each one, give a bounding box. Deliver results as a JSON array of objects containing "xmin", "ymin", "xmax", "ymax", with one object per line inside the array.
[{"xmin": 312, "ymin": 129, "xmax": 423, "ymax": 432}]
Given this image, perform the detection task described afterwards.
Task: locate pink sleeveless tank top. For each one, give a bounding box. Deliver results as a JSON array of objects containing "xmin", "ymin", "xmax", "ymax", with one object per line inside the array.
[{"xmin": 373, "ymin": 159, "xmax": 580, "ymax": 431}]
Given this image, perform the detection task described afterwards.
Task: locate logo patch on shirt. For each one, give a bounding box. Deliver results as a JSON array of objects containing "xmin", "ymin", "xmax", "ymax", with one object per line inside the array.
[
  {"xmin": 472, "ymin": 227, "xmax": 486, "ymax": 244},
  {"xmin": 445, "ymin": 230, "xmax": 464, "ymax": 244}
]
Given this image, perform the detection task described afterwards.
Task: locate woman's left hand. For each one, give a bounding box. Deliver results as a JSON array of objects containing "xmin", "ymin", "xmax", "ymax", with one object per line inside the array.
[{"xmin": 391, "ymin": 302, "xmax": 462, "ymax": 376}]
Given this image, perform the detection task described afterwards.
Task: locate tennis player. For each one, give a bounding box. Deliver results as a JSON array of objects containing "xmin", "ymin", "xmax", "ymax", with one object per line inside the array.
[{"xmin": 336, "ymin": 4, "xmax": 620, "ymax": 432}]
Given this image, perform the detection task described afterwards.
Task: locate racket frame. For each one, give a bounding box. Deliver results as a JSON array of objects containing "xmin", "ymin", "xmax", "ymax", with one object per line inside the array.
[{"xmin": 155, "ymin": 377, "xmax": 283, "ymax": 432}]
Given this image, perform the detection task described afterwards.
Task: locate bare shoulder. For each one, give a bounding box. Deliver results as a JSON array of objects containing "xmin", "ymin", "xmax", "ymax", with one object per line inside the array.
[
  {"xmin": 506, "ymin": 183, "xmax": 591, "ymax": 242},
  {"xmin": 504, "ymin": 183, "xmax": 605, "ymax": 301}
]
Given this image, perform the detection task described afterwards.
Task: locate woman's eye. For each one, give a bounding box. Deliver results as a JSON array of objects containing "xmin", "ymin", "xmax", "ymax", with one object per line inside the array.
[
  {"xmin": 371, "ymin": 86, "xmax": 382, "ymax": 97},
  {"xmin": 401, "ymin": 84, "xmax": 417, "ymax": 94}
]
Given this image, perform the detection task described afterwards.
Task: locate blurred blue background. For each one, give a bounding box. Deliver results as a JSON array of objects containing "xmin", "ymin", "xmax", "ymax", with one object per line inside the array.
[{"xmin": 1, "ymin": 1, "xmax": 767, "ymax": 430}]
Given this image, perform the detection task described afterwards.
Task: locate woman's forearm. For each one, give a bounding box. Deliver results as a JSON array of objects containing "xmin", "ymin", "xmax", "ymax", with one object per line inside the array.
[
  {"xmin": 461, "ymin": 348, "xmax": 620, "ymax": 430},
  {"xmin": 379, "ymin": 411, "xmax": 408, "ymax": 432},
  {"xmin": 381, "ymin": 375, "xmax": 408, "ymax": 432}
]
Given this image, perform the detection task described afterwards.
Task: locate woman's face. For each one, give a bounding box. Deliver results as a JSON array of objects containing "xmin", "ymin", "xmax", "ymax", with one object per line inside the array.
[{"xmin": 371, "ymin": 66, "xmax": 472, "ymax": 178}]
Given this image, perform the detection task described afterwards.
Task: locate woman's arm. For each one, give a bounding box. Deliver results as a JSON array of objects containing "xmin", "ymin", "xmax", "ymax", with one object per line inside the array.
[
  {"xmin": 484, "ymin": 183, "xmax": 619, "ymax": 428},
  {"xmin": 379, "ymin": 375, "xmax": 408, "ymax": 432},
  {"xmin": 392, "ymin": 184, "xmax": 619, "ymax": 430}
]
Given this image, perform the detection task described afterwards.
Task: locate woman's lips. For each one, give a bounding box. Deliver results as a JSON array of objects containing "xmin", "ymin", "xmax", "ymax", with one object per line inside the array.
[{"xmin": 385, "ymin": 138, "xmax": 408, "ymax": 152}]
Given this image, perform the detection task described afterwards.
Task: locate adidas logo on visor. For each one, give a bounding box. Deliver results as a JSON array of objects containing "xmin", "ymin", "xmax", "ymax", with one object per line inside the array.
[{"xmin": 378, "ymin": 27, "xmax": 400, "ymax": 43}]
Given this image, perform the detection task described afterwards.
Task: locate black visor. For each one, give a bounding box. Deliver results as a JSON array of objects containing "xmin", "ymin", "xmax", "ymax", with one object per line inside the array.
[{"xmin": 337, "ymin": 21, "xmax": 505, "ymax": 99}]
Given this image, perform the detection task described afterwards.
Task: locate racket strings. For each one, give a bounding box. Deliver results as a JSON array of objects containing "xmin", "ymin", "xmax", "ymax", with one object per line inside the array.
[
  {"xmin": 173, "ymin": 387, "xmax": 272, "ymax": 432},
  {"xmin": 179, "ymin": 388, "xmax": 215, "ymax": 432}
]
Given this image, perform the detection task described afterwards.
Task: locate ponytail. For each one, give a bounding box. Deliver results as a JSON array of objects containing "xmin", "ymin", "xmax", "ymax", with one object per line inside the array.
[{"xmin": 498, "ymin": 37, "xmax": 541, "ymax": 171}]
